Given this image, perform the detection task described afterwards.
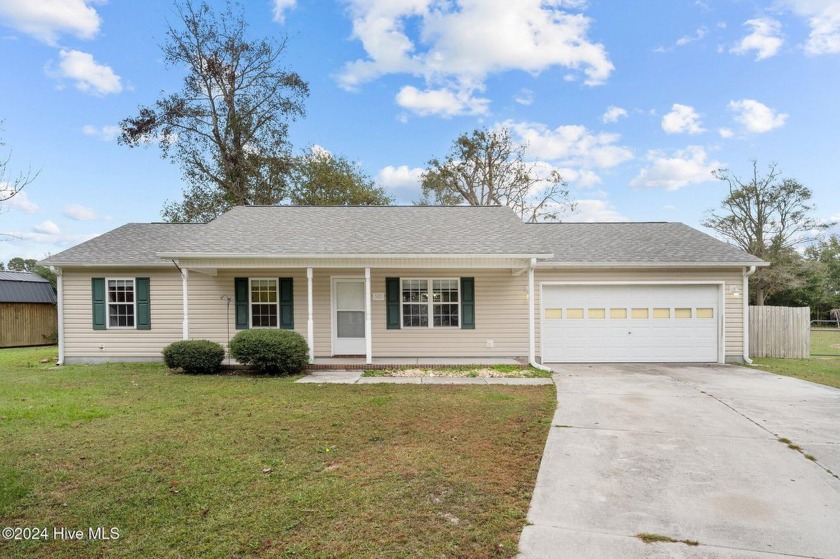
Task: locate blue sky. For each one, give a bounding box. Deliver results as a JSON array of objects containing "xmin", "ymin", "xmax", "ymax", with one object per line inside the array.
[{"xmin": 1, "ymin": 0, "xmax": 839, "ymax": 263}]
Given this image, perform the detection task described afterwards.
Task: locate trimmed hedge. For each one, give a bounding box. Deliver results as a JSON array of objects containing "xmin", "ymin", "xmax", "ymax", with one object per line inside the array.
[
  {"xmin": 162, "ymin": 340, "xmax": 225, "ymax": 374},
  {"xmin": 229, "ymin": 329, "xmax": 309, "ymax": 375}
]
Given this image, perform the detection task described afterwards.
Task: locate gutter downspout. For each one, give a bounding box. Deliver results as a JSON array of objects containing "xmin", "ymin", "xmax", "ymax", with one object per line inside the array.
[
  {"xmin": 528, "ymin": 258, "xmax": 552, "ymax": 373},
  {"xmin": 54, "ymin": 267, "xmax": 64, "ymax": 366},
  {"xmin": 743, "ymin": 266, "xmax": 756, "ymax": 364},
  {"xmin": 181, "ymin": 267, "xmax": 189, "ymax": 340}
]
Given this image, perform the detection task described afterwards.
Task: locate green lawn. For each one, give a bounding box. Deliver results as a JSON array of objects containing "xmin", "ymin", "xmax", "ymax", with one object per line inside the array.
[
  {"xmin": 750, "ymin": 356, "xmax": 840, "ymax": 389},
  {"xmin": 0, "ymin": 347, "xmax": 555, "ymax": 558},
  {"xmin": 811, "ymin": 329, "xmax": 840, "ymax": 356}
]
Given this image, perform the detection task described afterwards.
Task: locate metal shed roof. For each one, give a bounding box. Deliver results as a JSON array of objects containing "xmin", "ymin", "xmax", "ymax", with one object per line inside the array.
[{"xmin": 0, "ymin": 271, "xmax": 57, "ymax": 304}]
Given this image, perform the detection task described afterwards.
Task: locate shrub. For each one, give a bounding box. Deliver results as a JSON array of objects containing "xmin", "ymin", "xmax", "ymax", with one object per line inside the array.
[
  {"xmin": 162, "ymin": 340, "xmax": 225, "ymax": 374},
  {"xmin": 229, "ymin": 329, "xmax": 309, "ymax": 375}
]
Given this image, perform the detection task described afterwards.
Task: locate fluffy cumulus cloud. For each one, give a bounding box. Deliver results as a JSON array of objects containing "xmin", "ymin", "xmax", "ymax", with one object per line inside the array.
[
  {"xmin": 81, "ymin": 124, "xmax": 120, "ymax": 141},
  {"xmin": 601, "ymin": 105, "xmax": 628, "ymax": 123},
  {"xmin": 0, "ymin": 0, "xmax": 100, "ymax": 45},
  {"xmin": 730, "ymin": 17, "xmax": 784, "ymax": 60},
  {"xmin": 272, "ymin": 0, "xmax": 297, "ymax": 23},
  {"xmin": 780, "ymin": 0, "xmax": 840, "ymax": 54},
  {"xmin": 376, "ymin": 165, "xmax": 424, "ymax": 201},
  {"xmin": 52, "ymin": 49, "xmax": 123, "ymax": 96},
  {"xmin": 338, "ymin": 0, "xmax": 613, "ymax": 117},
  {"xmin": 507, "ymin": 120, "xmax": 633, "ymax": 169},
  {"xmin": 62, "ymin": 203, "xmax": 97, "ymax": 221},
  {"xmin": 728, "ymin": 99, "xmax": 788, "ymax": 133},
  {"xmin": 571, "ymin": 198, "xmax": 627, "ymax": 222},
  {"xmin": 32, "ymin": 220, "xmax": 60, "ymax": 235},
  {"xmin": 0, "ymin": 186, "xmax": 39, "ymax": 213},
  {"xmin": 630, "ymin": 146, "xmax": 722, "ymax": 191},
  {"xmin": 661, "ymin": 104, "xmax": 705, "ymax": 135},
  {"xmin": 395, "ymin": 85, "xmax": 489, "ymax": 117},
  {"xmin": 718, "ymin": 127, "xmax": 734, "ymax": 138},
  {"xmin": 514, "ymin": 88, "xmax": 534, "ymax": 106}
]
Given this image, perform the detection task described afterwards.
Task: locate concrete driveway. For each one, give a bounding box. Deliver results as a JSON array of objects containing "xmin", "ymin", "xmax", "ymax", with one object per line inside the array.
[{"xmin": 520, "ymin": 364, "xmax": 840, "ymax": 559}]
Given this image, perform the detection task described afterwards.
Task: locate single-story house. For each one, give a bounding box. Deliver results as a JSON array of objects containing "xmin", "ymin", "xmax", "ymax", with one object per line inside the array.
[
  {"xmin": 40, "ymin": 206, "xmax": 767, "ymax": 366},
  {"xmin": 0, "ymin": 270, "xmax": 58, "ymax": 348}
]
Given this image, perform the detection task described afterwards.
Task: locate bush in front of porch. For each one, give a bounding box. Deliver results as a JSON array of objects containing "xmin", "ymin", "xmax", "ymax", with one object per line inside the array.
[{"xmin": 229, "ymin": 329, "xmax": 308, "ymax": 374}]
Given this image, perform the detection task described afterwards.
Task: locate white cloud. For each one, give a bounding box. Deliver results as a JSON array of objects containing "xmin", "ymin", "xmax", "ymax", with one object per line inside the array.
[
  {"xmin": 0, "ymin": 186, "xmax": 39, "ymax": 213},
  {"xmin": 507, "ymin": 120, "xmax": 634, "ymax": 169},
  {"xmin": 514, "ymin": 88, "xmax": 534, "ymax": 106},
  {"xmin": 718, "ymin": 127, "xmax": 734, "ymax": 138},
  {"xmin": 338, "ymin": 0, "xmax": 613, "ymax": 117},
  {"xmin": 376, "ymin": 164, "xmax": 424, "ymax": 202},
  {"xmin": 555, "ymin": 167, "xmax": 602, "ymax": 188},
  {"xmin": 728, "ymin": 99, "xmax": 788, "ymax": 133},
  {"xmin": 62, "ymin": 203, "xmax": 97, "ymax": 221},
  {"xmin": 272, "ymin": 0, "xmax": 297, "ymax": 23},
  {"xmin": 395, "ymin": 85, "xmax": 489, "ymax": 117},
  {"xmin": 32, "ymin": 220, "xmax": 60, "ymax": 235},
  {"xmin": 661, "ymin": 104, "xmax": 705, "ymax": 135},
  {"xmin": 601, "ymin": 105, "xmax": 628, "ymax": 123},
  {"xmin": 0, "ymin": 0, "xmax": 100, "ymax": 45},
  {"xmin": 779, "ymin": 0, "xmax": 840, "ymax": 54},
  {"xmin": 630, "ymin": 146, "xmax": 722, "ymax": 191},
  {"xmin": 730, "ymin": 17, "xmax": 784, "ymax": 60},
  {"xmin": 676, "ymin": 27, "xmax": 707, "ymax": 46},
  {"xmin": 52, "ymin": 49, "xmax": 123, "ymax": 96},
  {"xmin": 569, "ymin": 199, "xmax": 627, "ymax": 222},
  {"xmin": 81, "ymin": 124, "xmax": 120, "ymax": 141}
]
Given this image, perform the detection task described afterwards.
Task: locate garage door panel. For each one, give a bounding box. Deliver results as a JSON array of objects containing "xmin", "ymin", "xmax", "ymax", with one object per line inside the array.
[{"xmin": 542, "ymin": 285, "xmax": 719, "ymax": 363}]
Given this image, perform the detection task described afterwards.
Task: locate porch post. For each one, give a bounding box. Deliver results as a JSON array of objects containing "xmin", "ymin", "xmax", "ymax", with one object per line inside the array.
[
  {"xmin": 364, "ymin": 267, "xmax": 372, "ymax": 364},
  {"xmin": 528, "ymin": 259, "xmax": 536, "ymax": 365},
  {"xmin": 55, "ymin": 267, "xmax": 64, "ymax": 365},
  {"xmin": 307, "ymin": 267, "xmax": 314, "ymax": 363},
  {"xmin": 181, "ymin": 267, "xmax": 189, "ymax": 340}
]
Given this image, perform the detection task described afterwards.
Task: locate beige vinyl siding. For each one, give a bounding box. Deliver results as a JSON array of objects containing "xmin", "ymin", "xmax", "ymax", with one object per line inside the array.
[
  {"xmin": 534, "ymin": 267, "xmax": 744, "ymax": 360},
  {"xmin": 63, "ymin": 268, "xmax": 182, "ymax": 360}
]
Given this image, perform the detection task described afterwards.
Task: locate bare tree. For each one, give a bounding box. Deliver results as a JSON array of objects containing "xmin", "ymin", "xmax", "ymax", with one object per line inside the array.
[
  {"xmin": 1, "ymin": 123, "xmax": 38, "ymax": 215},
  {"xmin": 702, "ymin": 160, "xmax": 832, "ymax": 305},
  {"xmin": 119, "ymin": 0, "xmax": 309, "ymax": 222},
  {"xmin": 420, "ymin": 127, "xmax": 575, "ymax": 222}
]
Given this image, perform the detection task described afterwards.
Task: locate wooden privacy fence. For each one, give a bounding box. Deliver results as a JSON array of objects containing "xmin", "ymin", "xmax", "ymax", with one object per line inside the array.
[
  {"xmin": 0, "ymin": 303, "xmax": 57, "ymax": 348},
  {"xmin": 749, "ymin": 306, "xmax": 810, "ymax": 359}
]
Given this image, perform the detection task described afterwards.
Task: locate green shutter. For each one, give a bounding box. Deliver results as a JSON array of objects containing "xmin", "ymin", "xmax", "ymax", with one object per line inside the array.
[
  {"xmin": 386, "ymin": 277, "xmax": 401, "ymax": 330},
  {"xmin": 92, "ymin": 277, "xmax": 106, "ymax": 330},
  {"xmin": 461, "ymin": 277, "xmax": 475, "ymax": 330},
  {"xmin": 235, "ymin": 278, "xmax": 249, "ymax": 330},
  {"xmin": 135, "ymin": 277, "xmax": 151, "ymax": 330},
  {"xmin": 279, "ymin": 278, "xmax": 294, "ymax": 329}
]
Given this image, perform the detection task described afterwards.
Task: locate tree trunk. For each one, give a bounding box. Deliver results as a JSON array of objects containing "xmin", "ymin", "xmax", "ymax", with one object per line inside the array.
[{"xmin": 755, "ymin": 287, "xmax": 766, "ymax": 306}]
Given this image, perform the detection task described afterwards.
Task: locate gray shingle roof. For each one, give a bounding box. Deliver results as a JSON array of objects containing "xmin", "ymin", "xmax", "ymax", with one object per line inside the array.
[
  {"xmin": 41, "ymin": 223, "xmax": 201, "ymax": 267},
  {"xmin": 531, "ymin": 222, "xmax": 766, "ymax": 265},
  {"xmin": 0, "ymin": 271, "xmax": 57, "ymax": 303},
  {"xmin": 162, "ymin": 205, "xmax": 546, "ymax": 257}
]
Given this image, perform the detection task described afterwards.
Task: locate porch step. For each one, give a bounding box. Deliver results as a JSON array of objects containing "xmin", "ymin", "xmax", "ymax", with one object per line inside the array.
[{"xmin": 302, "ymin": 362, "xmax": 528, "ymax": 371}]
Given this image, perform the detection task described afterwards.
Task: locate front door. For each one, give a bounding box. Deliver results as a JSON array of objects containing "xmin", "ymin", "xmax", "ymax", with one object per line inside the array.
[{"xmin": 333, "ymin": 278, "xmax": 366, "ymax": 355}]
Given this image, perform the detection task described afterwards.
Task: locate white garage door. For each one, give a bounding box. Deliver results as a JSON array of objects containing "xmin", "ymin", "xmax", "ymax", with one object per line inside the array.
[{"xmin": 542, "ymin": 284, "xmax": 720, "ymax": 363}]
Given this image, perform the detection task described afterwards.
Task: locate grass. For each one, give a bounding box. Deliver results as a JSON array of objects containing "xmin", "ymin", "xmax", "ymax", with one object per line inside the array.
[
  {"xmin": 0, "ymin": 346, "xmax": 555, "ymax": 558},
  {"xmin": 811, "ymin": 329, "xmax": 840, "ymax": 356},
  {"xmin": 749, "ymin": 356, "xmax": 840, "ymax": 389},
  {"xmin": 362, "ymin": 364, "xmax": 552, "ymax": 378},
  {"xmin": 635, "ymin": 533, "xmax": 699, "ymax": 546}
]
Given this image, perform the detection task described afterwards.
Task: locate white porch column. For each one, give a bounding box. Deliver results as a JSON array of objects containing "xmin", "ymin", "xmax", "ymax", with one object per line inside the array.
[
  {"xmin": 307, "ymin": 267, "xmax": 314, "ymax": 363},
  {"xmin": 181, "ymin": 267, "xmax": 189, "ymax": 340},
  {"xmin": 528, "ymin": 259, "xmax": 536, "ymax": 365},
  {"xmin": 55, "ymin": 267, "xmax": 64, "ymax": 365},
  {"xmin": 364, "ymin": 267, "xmax": 372, "ymax": 364}
]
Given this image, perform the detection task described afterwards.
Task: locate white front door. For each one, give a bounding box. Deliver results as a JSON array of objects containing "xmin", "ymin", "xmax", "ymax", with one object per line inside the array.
[{"xmin": 333, "ymin": 278, "xmax": 366, "ymax": 355}]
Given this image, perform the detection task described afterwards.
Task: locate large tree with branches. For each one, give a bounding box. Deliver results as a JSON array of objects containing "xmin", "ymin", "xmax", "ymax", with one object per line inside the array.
[
  {"xmin": 119, "ymin": 0, "xmax": 309, "ymax": 223},
  {"xmin": 703, "ymin": 160, "xmax": 832, "ymax": 305},
  {"xmin": 419, "ymin": 127, "xmax": 575, "ymax": 222}
]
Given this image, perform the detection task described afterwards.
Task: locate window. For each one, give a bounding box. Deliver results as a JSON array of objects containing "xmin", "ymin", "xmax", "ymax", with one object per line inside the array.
[
  {"xmin": 250, "ymin": 279, "xmax": 278, "ymax": 328},
  {"xmin": 545, "ymin": 308, "xmax": 563, "ymax": 319},
  {"xmin": 588, "ymin": 308, "xmax": 606, "ymax": 319},
  {"xmin": 401, "ymin": 278, "xmax": 459, "ymax": 328},
  {"xmin": 696, "ymin": 308, "xmax": 715, "ymax": 318},
  {"xmin": 107, "ymin": 279, "xmax": 135, "ymax": 328},
  {"xmin": 631, "ymin": 308, "xmax": 649, "ymax": 319},
  {"xmin": 566, "ymin": 308, "xmax": 584, "ymax": 319},
  {"xmin": 653, "ymin": 308, "xmax": 670, "ymax": 319},
  {"xmin": 610, "ymin": 308, "xmax": 627, "ymax": 319},
  {"xmin": 675, "ymin": 308, "xmax": 692, "ymax": 319}
]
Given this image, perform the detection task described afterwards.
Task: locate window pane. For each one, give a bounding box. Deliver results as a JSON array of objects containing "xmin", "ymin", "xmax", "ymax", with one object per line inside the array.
[
  {"xmin": 337, "ymin": 311, "xmax": 365, "ymax": 337},
  {"xmin": 402, "ymin": 303, "xmax": 428, "ymax": 327},
  {"xmin": 631, "ymin": 308, "xmax": 649, "ymax": 319},
  {"xmin": 433, "ymin": 303, "xmax": 459, "ymax": 327},
  {"xmin": 402, "ymin": 279, "xmax": 428, "ymax": 303},
  {"xmin": 675, "ymin": 308, "xmax": 692, "ymax": 319},
  {"xmin": 567, "ymin": 308, "xmax": 584, "ymax": 319},
  {"xmin": 696, "ymin": 308, "xmax": 714, "ymax": 318},
  {"xmin": 251, "ymin": 303, "xmax": 278, "ymax": 328},
  {"xmin": 610, "ymin": 308, "xmax": 627, "ymax": 319},
  {"xmin": 545, "ymin": 308, "xmax": 562, "ymax": 319},
  {"xmin": 107, "ymin": 280, "xmax": 135, "ymax": 327},
  {"xmin": 653, "ymin": 308, "xmax": 670, "ymax": 319},
  {"xmin": 588, "ymin": 308, "xmax": 605, "ymax": 319}
]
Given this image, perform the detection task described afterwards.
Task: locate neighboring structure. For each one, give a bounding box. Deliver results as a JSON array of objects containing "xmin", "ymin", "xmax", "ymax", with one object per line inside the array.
[
  {"xmin": 41, "ymin": 206, "xmax": 767, "ymax": 366},
  {"xmin": 0, "ymin": 271, "xmax": 58, "ymax": 348}
]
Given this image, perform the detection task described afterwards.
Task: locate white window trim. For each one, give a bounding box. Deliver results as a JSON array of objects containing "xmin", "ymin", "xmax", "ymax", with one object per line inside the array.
[
  {"xmin": 248, "ymin": 278, "xmax": 280, "ymax": 329},
  {"xmin": 400, "ymin": 277, "xmax": 461, "ymax": 329},
  {"xmin": 105, "ymin": 277, "xmax": 136, "ymax": 330}
]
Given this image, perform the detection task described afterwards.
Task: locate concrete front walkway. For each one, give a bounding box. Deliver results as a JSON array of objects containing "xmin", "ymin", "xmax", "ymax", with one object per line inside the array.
[
  {"xmin": 520, "ymin": 364, "xmax": 840, "ymax": 559},
  {"xmin": 297, "ymin": 369, "xmax": 552, "ymax": 385}
]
